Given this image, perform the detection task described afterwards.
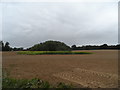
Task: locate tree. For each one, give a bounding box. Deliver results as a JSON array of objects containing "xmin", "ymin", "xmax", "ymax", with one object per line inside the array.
[
  {"xmin": 13, "ymin": 47, "xmax": 23, "ymax": 51},
  {"xmin": 116, "ymin": 44, "xmax": 120, "ymax": 49},
  {"xmin": 71, "ymin": 45, "xmax": 77, "ymax": 50},
  {"xmin": 0, "ymin": 41, "xmax": 5, "ymax": 51},
  {"xmin": 29, "ymin": 40, "xmax": 71, "ymax": 51},
  {"xmin": 100, "ymin": 44, "xmax": 108, "ymax": 49},
  {"xmin": 4, "ymin": 42, "xmax": 11, "ymax": 51}
]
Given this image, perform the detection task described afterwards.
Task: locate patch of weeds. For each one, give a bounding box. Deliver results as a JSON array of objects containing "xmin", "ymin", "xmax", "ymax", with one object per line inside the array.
[
  {"xmin": 57, "ymin": 82, "xmax": 73, "ymax": 89},
  {"xmin": 2, "ymin": 78, "xmax": 74, "ymax": 88}
]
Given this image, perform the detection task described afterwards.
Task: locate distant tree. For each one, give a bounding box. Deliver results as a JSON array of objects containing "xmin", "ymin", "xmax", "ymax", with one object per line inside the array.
[
  {"xmin": 29, "ymin": 40, "xmax": 71, "ymax": 51},
  {"xmin": 100, "ymin": 44, "xmax": 108, "ymax": 49},
  {"xmin": 18, "ymin": 47, "xmax": 23, "ymax": 51},
  {"xmin": 71, "ymin": 45, "xmax": 77, "ymax": 50},
  {"xmin": 116, "ymin": 44, "xmax": 120, "ymax": 49},
  {"xmin": 13, "ymin": 47, "xmax": 17, "ymax": 51},
  {"xmin": 0, "ymin": 41, "xmax": 5, "ymax": 51},
  {"xmin": 4, "ymin": 42, "xmax": 11, "ymax": 51},
  {"xmin": 13, "ymin": 47, "xmax": 23, "ymax": 51}
]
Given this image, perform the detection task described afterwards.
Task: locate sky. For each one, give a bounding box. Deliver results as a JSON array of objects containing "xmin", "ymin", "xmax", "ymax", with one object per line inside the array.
[{"xmin": 1, "ymin": 0, "xmax": 119, "ymax": 48}]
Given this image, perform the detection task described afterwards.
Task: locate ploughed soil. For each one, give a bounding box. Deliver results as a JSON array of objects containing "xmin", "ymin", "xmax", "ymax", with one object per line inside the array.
[{"xmin": 2, "ymin": 50, "xmax": 118, "ymax": 88}]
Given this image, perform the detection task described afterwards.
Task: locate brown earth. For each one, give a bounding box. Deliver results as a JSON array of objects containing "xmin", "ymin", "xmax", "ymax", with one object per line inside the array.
[{"xmin": 2, "ymin": 50, "xmax": 118, "ymax": 88}]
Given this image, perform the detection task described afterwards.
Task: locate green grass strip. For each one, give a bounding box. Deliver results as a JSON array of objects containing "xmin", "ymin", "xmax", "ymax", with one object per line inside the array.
[{"xmin": 17, "ymin": 51, "xmax": 92, "ymax": 55}]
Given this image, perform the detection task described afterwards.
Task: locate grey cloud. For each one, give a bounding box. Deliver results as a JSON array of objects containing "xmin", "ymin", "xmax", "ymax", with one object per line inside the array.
[{"xmin": 2, "ymin": 2, "xmax": 118, "ymax": 48}]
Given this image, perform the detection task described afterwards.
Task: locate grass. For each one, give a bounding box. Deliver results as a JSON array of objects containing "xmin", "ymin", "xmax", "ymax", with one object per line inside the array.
[{"xmin": 17, "ymin": 51, "xmax": 92, "ymax": 55}]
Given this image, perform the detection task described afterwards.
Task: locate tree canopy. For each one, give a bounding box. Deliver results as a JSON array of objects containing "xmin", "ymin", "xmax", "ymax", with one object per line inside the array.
[
  {"xmin": 28, "ymin": 40, "xmax": 71, "ymax": 51},
  {"xmin": 0, "ymin": 41, "xmax": 12, "ymax": 51}
]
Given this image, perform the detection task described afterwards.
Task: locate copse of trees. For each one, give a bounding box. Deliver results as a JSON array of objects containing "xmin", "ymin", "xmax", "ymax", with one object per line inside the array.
[
  {"xmin": 0, "ymin": 41, "xmax": 12, "ymax": 51},
  {"xmin": 28, "ymin": 40, "xmax": 71, "ymax": 51},
  {"xmin": 13, "ymin": 47, "xmax": 24, "ymax": 51},
  {"xmin": 0, "ymin": 41, "xmax": 24, "ymax": 51}
]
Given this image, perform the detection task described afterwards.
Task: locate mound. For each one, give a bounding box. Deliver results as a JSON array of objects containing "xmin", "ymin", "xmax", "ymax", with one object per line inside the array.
[{"xmin": 28, "ymin": 40, "xmax": 71, "ymax": 51}]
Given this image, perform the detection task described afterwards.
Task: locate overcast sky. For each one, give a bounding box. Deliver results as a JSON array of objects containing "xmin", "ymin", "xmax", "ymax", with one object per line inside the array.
[{"xmin": 1, "ymin": 0, "xmax": 118, "ymax": 48}]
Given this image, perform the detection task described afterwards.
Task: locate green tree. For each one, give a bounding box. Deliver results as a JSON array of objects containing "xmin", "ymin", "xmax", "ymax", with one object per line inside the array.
[
  {"xmin": 0, "ymin": 41, "xmax": 5, "ymax": 51},
  {"xmin": 29, "ymin": 40, "xmax": 71, "ymax": 51},
  {"xmin": 4, "ymin": 42, "xmax": 11, "ymax": 51},
  {"xmin": 71, "ymin": 45, "xmax": 77, "ymax": 50},
  {"xmin": 100, "ymin": 44, "xmax": 108, "ymax": 49}
]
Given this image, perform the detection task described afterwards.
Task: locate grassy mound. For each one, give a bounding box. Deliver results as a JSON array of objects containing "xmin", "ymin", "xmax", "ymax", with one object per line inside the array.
[{"xmin": 17, "ymin": 51, "xmax": 92, "ymax": 55}]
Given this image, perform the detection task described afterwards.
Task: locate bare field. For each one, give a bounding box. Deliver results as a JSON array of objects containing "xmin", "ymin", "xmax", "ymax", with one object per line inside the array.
[{"xmin": 2, "ymin": 50, "xmax": 118, "ymax": 88}]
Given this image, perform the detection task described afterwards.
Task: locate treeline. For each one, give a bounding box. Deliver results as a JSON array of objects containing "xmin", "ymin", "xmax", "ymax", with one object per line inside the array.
[
  {"xmin": 71, "ymin": 44, "xmax": 120, "ymax": 50},
  {"xmin": 0, "ymin": 41, "xmax": 23, "ymax": 51},
  {"xmin": 0, "ymin": 40, "xmax": 120, "ymax": 51}
]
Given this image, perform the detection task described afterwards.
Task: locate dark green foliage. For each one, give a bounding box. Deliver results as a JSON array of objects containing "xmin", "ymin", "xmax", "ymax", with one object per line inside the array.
[
  {"xmin": 0, "ymin": 41, "xmax": 12, "ymax": 51},
  {"xmin": 28, "ymin": 40, "xmax": 71, "ymax": 51},
  {"xmin": 2, "ymin": 78, "xmax": 73, "ymax": 88},
  {"xmin": 57, "ymin": 82, "xmax": 73, "ymax": 88},
  {"xmin": 71, "ymin": 44, "xmax": 120, "ymax": 50},
  {"xmin": 100, "ymin": 44, "xmax": 108, "ymax": 49},
  {"xmin": 4, "ymin": 42, "xmax": 10, "ymax": 51},
  {"xmin": 71, "ymin": 45, "xmax": 77, "ymax": 50},
  {"xmin": 2, "ymin": 68, "xmax": 74, "ymax": 89},
  {"xmin": 13, "ymin": 47, "xmax": 23, "ymax": 51},
  {"xmin": 0, "ymin": 41, "xmax": 24, "ymax": 51},
  {"xmin": 116, "ymin": 44, "xmax": 120, "ymax": 49}
]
